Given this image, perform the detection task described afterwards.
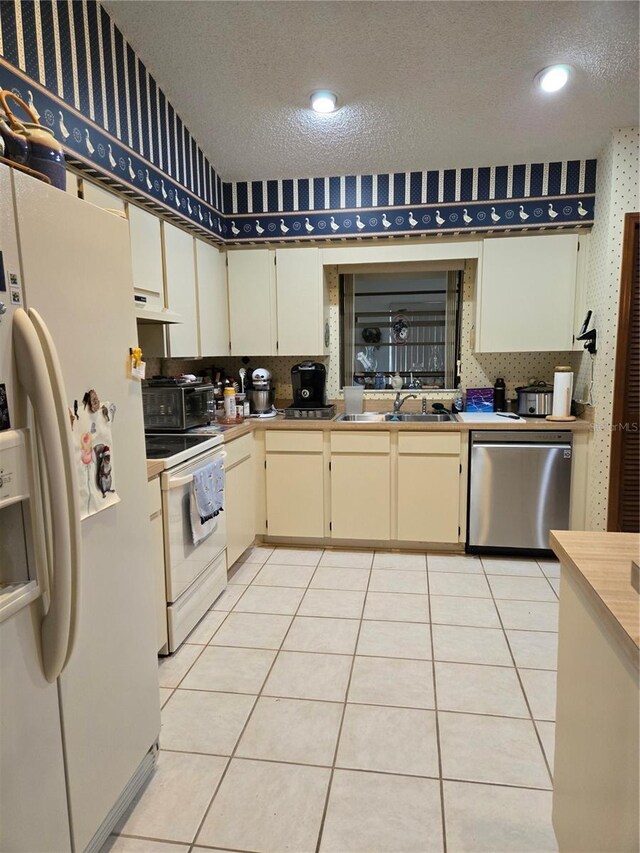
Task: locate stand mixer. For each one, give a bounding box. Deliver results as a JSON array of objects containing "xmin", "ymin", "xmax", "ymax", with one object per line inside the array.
[{"xmin": 247, "ymin": 367, "xmax": 276, "ymax": 416}]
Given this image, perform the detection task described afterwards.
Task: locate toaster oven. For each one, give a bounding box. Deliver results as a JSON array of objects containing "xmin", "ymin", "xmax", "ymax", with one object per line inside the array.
[{"xmin": 142, "ymin": 383, "xmax": 214, "ymax": 431}]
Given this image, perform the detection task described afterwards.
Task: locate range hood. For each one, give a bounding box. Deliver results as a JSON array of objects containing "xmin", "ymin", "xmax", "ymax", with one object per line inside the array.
[{"xmin": 134, "ymin": 297, "xmax": 182, "ymax": 324}]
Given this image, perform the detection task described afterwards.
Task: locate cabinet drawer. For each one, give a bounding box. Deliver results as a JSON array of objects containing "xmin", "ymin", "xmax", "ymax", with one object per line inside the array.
[
  {"xmin": 265, "ymin": 430, "xmax": 323, "ymax": 453},
  {"xmin": 398, "ymin": 432, "xmax": 461, "ymax": 455},
  {"xmin": 225, "ymin": 432, "xmax": 253, "ymax": 468},
  {"xmin": 331, "ymin": 431, "xmax": 390, "ymax": 454},
  {"xmin": 147, "ymin": 477, "xmax": 162, "ymax": 517}
]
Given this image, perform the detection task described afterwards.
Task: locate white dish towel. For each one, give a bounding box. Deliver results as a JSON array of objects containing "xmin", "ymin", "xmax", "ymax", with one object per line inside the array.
[{"xmin": 190, "ymin": 459, "xmax": 224, "ymax": 545}]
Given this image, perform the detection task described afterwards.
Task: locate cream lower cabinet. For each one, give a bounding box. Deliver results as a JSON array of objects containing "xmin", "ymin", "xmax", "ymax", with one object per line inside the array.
[
  {"xmin": 225, "ymin": 434, "xmax": 256, "ymax": 568},
  {"xmin": 265, "ymin": 431, "xmax": 325, "ymax": 538},
  {"xmin": 396, "ymin": 433, "xmax": 461, "ymax": 543},
  {"xmin": 330, "ymin": 432, "xmax": 391, "ymax": 541},
  {"xmin": 148, "ymin": 477, "xmax": 168, "ymax": 654}
]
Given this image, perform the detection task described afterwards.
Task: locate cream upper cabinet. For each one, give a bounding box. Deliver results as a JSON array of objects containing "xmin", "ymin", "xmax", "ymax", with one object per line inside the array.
[
  {"xmin": 195, "ymin": 239, "xmax": 230, "ymax": 356},
  {"xmin": 264, "ymin": 431, "xmax": 325, "ymax": 538},
  {"xmin": 228, "ymin": 249, "xmax": 277, "ymax": 355},
  {"xmin": 128, "ymin": 204, "xmax": 165, "ymax": 310},
  {"xmin": 396, "ymin": 433, "xmax": 461, "ymax": 543},
  {"xmin": 163, "ymin": 222, "xmax": 198, "ymax": 357},
  {"xmin": 275, "ymin": 247, "xmax": 328, "ymax": 356},
  {"xmin": 330, "ymin": 432, "xmax": 391, "ymax": 541},
  {"xmin": 82, "ymin": 181, "xmax": 126, "ymax": 215},
  {"xmin": 475, "ymin": 233, "xmax": 580, "ymax": 352}
]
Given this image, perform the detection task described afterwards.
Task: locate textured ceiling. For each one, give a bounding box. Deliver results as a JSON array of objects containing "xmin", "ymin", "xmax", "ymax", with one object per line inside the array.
[{"xmin": 104, "ymin": 0, "xmax": 639, "ymax": 182}]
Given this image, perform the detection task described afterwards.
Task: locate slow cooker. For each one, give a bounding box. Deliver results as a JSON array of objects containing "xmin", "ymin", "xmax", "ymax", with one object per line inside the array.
[{"xmin": 516, "ymin": 381, "xmax": 554, "ymax": 417}]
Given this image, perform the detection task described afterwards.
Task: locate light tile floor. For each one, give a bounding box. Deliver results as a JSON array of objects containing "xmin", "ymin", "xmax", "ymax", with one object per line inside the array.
[{"xmin": 105, "ymin": 547, "xmax": 560, "ymax": 853}]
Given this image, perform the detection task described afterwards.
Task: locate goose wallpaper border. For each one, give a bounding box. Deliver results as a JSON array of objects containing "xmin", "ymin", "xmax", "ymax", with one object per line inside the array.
[{"xmin": 0, "ymin": 0, "xmax": 597, "ymax": 245}]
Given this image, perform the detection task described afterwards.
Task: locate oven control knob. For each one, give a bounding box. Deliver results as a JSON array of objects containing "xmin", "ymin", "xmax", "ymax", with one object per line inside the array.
[
  {"xmin": 529, "ymin": 406, "xmax": 535, "ymax": 413},
  {"xmin": 302, "ymin": 389, "xmax": 310, "ymax": 398}
]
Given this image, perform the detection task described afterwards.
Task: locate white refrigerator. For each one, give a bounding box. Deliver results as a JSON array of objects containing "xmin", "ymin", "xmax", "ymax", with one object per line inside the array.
[{"xmin": 0, "ymin": 166, "xmax": 161, "ymax": 852}]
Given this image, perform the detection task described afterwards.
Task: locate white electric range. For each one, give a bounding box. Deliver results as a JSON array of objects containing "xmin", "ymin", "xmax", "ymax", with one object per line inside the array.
[{"xmin": 145, "ymin": 432, "xmax": 227, "ymax": 653}]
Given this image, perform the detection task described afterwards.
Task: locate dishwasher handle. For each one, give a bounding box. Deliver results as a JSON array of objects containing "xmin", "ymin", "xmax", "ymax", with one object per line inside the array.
[
  {"xmin": 470, "ymin": 430, "xmax": 572, "ymax": 446},
  {"xmin": 472, "ymin": 442, "xmax": 572, "ymax": 453}
]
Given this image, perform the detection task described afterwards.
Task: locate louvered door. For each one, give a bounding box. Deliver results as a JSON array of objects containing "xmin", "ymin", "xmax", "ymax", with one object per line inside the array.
[{"xmin": 609, "ymin": 214, "xmax": 639, "ymax": 532}]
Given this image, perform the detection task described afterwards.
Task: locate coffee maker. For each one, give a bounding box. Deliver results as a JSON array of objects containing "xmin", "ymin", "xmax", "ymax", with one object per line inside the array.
[{"xmin": 284, "ymin": 361, "xmax": 336, "ymax": 419}]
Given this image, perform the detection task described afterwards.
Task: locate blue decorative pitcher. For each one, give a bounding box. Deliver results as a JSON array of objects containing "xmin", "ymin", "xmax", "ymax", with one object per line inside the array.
[{"xmin": 0, "ymin": 91, "xmax": 66, "ymax": 189}]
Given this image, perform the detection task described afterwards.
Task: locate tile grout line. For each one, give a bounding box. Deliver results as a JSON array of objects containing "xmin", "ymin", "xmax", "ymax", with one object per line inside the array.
[
  {"xmin": 210, "ymin": 605, "xmax": 558, "ymax": 629},
  {"xmin": 313, "ymin": 549, "xmax": 375, "ymax": 853},
  {"xmin": 158, "ymin": 567, "xmax": 267, "ymax": 853},
  {"xmin": 161, "ymin": 687, "xmax": 554, "ymax": 720},
  {"xmin": 188, "ymin": 637, "xmax": 556, "ymax": 673},
  {"xmin": 479, "ymin": 557, "xmax": 556, "ymax": 784},
  {"xmin": 186, "ymin": 547, "xmax": 326, "ymax": 852},
  {"xmin": 425, "ymin": 553, "xmax": 448, "ymax": 853},
  {"xmin": 145, "ymin": 548, "xmax": 561, "ymax": 851},
  {"xmin": 151, "ymin": 746, "xmax": 553, "ymax": 791}
]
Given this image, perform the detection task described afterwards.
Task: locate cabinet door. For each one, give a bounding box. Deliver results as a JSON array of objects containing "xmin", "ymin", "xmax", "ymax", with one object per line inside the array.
[
  {"xmin": 276, "ymin": 247, "xmax": 324, "ymax": 355},
  {"xmin": 397, "ymin": 456, "xmax": 460, "ymax": 543},
  {"xmin": 226, "ymin": 456, "xmax": 256, "ymax": 568},
  {"xmin": 266, "ymin": 453, "xmax": 325, "ymax": 537},
  {"xmin": 196, "ymin": 240, "xmax": 230, "ymax": 356},
  {"xmin": 476, "ymin": 234, "xmax": 578, "ymax": 352},
  {"xmin": 83, "ymin": 181, "xmax": 126, "ymax": 215},
  {"xmin": 149, "ymin": 512, "xmax": 168, "ymax": 652},
  {"xmin": 228, "ymin": 250, "xmax": 276, "ymax": 355},
  {"xmin": 164, "ymin": 222, "xmax": 199, "ymax": 357},
  {"xmin": 330, "ymin": 454, "xmax": 391, "ymax": 540},
  {"xmin": 128, "ymin": 204, "xmax": 164, "ymax": 310}
]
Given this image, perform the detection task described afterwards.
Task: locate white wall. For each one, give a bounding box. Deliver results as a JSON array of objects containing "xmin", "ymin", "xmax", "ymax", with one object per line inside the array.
[{"xmin": 575, "ymin": 127, "xmax": 639, "ymax": 530}]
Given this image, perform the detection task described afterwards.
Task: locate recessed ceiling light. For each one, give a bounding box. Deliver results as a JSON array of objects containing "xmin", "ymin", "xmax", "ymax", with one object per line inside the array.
[
  {"xmin": 310, "ymin": 90, "xmax": 338, "ymax": 113},
  {"xmin": 535, "ymin": 64, "xmax": 572, "ymax": 93}
]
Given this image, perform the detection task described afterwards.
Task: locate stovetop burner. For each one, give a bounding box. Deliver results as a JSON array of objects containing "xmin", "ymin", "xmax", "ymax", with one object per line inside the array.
[
  {"xmin": 283, "ymin": 404, "xmax": 336, "ymax": 420},
  {"xmin": 144, "ymin": 377, "xmax": 210, "ymax": 388}
]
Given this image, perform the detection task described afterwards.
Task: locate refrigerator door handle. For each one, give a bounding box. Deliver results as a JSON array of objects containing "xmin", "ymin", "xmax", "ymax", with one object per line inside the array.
[{"xmin": 13, "ymin": 308, "xmax": 81, "ymax": 682}]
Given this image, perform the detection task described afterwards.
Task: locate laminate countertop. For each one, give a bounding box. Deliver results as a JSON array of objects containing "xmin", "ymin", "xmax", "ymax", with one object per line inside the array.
[
  {"xmin": 550, "ymin": 530, "xmax": 640, "ymax": 668},
  {"xmin": 146, "ymin": 415, "xmax": 591, "ymax": 471},
  {"xmin": 217, "ymin": 413, "xmax": 592, "ymax": 443},
  {"xmin": 146, "ymin": 459, "xmax": 165, "ymax": 480}
]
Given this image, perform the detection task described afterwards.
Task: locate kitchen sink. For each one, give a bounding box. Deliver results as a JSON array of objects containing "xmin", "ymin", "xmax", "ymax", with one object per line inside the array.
[
  {"xmin": 334, "ymin": 412, "xmax": 386, "ymax": 422},
  {"xmin": 384, "ymin": 413, "xmax": 455, "ymax": 422},
  {"xmin": 334, "ymin": 412, "xmax": 455, "ymax": 423}
]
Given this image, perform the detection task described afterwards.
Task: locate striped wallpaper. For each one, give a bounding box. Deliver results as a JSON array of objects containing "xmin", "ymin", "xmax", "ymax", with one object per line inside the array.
[
  {"xmin": 221, "ymin": 161, "xmax": 596, "ymax": 242},
  {"xmin": 0, "ymin": 0, "xmax": 597, "ymax": 245},
  {"xmin": 0, "ymin": 0, "xmax": 225, "ymax": 240}
]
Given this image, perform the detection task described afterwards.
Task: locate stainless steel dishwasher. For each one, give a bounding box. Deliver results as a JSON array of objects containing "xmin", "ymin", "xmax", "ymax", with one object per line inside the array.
[{"xmin": 467, "ymin": 430, "xmax": 572, "ymax": 555}]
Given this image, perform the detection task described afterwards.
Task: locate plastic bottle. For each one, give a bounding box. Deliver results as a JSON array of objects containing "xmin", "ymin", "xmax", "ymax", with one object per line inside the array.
[
  {"xmin": 223, "ymin": 386, "xmax": 237, "ymax": 421},
  {"xmin": 493, "ymin": 377, "xmax": 506, "ymax": 412}
]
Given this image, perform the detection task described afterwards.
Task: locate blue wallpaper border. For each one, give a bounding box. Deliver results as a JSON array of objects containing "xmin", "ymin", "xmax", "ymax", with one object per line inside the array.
[{"xmin": 0, "ymin": 0, "xmax": 596, "ymax": 246}]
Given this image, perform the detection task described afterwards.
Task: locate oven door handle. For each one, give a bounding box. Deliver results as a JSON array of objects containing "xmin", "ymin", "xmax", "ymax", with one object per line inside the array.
[
  {"xmin": 162, "ymin": 451, "xmax": 227, "ymax": 491},
  {"xmin": 165, "ymin": 472, "xmax": 194, "ymax": 490}
]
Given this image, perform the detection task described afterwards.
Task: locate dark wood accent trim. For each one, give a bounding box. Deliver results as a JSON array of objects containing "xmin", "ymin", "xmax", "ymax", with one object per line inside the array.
[{"xmin": 608, "ymin": 212, "xmax": 640, "ymax": 531}]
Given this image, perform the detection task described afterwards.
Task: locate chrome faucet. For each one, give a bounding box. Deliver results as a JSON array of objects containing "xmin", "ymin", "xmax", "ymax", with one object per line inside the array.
[{"xmin": 393, "ymin": 392, "xmax": 417, "ymax": 413}]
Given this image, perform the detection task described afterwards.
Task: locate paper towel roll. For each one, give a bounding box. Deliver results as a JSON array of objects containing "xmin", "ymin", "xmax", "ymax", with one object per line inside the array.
[{"xmin": 552, "ymin": 366, "xmax": 573, "ymax": 417}]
